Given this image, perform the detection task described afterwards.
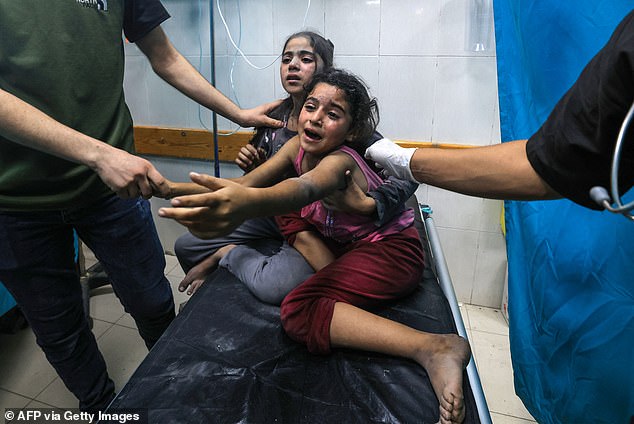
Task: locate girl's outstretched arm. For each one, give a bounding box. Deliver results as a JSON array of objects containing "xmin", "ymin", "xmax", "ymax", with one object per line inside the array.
[
  {"xmin": 158, "ymin": 152, "xmax": 355, "ymax": 239},
  {"xmin": 152, "ymin": 136, "xmax": 301, "ymax": 199}
]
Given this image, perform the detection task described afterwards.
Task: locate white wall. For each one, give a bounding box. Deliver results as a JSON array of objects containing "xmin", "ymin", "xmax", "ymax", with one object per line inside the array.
[{"xmin": 123, "ymin": 0, "xmax": 506, "ymax": 308}]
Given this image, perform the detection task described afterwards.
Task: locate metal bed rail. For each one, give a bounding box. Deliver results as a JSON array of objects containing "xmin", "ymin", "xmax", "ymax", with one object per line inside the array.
[{"xmin": 421, "ymin": 204, "xmax": 493, "ymax": 424}]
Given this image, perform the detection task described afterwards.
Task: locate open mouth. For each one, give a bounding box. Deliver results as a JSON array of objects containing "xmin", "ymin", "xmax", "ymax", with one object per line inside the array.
[
  {"xmin": 303, "ymin": 128, "xmax": 322, "ymax": 141},
  {"xmin": 286, "ymin": 74, "xmax": 301, "ymax": 82}
]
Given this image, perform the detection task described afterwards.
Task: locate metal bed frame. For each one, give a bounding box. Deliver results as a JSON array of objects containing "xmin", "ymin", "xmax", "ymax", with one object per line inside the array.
[{"xmin": 421, "ymin": 205, "xmax": 492, "ymax": 424}]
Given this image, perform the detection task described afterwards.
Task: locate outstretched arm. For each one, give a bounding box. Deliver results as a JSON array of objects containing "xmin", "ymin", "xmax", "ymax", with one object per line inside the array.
[
  {"xmin": 366, "ymin": 138, "xmax": 560, "ymax": 200},
  {"xmin": 0, "ymin": 89, "xmax": 165, "ymax": 199},
  {"xmin": 136, "ymin": 26, "xmax": 283, "ymax": 129},
  {"xmin": 158, "ymin": 153, "xmax": 351, "ymax": 239},
  {"xmin": 153, "ymin": 135, "xmax": 301, "ymax": 200}
]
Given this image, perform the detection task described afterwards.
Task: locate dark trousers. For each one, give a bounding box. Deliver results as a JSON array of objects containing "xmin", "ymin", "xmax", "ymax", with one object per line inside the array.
[{"xmin": 0, "ymin": 195, "xmax": 175, "ymax": 411}]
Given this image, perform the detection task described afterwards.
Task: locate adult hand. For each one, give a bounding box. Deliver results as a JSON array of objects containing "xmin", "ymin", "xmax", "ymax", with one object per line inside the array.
[
  {"xmin": 158, "ymin": 172, "xmax": 251, "ymax": 239},
  {"xmin": 321, "ymin": 170, "xmax": 376, "ymax": 216},
  {"xmin": 92, "ymin": 146, "xmax": 166, "ymax": 199},
  {"xmin": 235, "ymin": 144, "xmax": 267, "ymax": 173},
  {"xmin": 364, "ymin": 138, "xmax": 418, "ymax": 182},
  {"xmin": 237, "ymin": 99, "xmax": 284, "ymax": 128}
]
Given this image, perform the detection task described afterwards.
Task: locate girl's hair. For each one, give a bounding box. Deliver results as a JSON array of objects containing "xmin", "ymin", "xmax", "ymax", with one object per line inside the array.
[
  {"xmin": 304, "ymin": 68, "xmax": 379, "ymax": 143},
  {"xmin": 250, "ymin": 31, "xmax": 335, "ymax": 152},
  {"xmin": 283, "ymin": 31, "xmax": 334, "ymax": 71}
]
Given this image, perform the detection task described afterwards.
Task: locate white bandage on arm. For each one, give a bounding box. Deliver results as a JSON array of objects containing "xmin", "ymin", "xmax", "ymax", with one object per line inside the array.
[{"xmin": 364, "ymin": 138, "xmax": 418, "ymax": 183}]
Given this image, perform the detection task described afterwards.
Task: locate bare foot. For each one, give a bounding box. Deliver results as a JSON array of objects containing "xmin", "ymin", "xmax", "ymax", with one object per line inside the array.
[
  {"xmin": 415, "ymin": 334, "xmax": 471, "ymax": 423},
  {"xmin": 178, "ymin": 244, "xmax": 236, "ymax": 295}
]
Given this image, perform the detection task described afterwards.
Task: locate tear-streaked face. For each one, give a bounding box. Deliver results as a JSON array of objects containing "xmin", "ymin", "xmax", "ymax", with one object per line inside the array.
[
  {"xmin": 280, "ymin": 36, "xmax": 321, "ymax": 97},
  {"xmin": 298, "ymin": 82, "xmax": 354, "ymax": 157}
]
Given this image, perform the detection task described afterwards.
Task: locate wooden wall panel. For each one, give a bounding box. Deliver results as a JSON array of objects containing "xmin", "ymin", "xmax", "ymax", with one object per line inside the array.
[
  {"xmin": 133, "ymin": 126, "xmax": 255, "ymax": 161},
  {"xmin": 133, "ymin": 126, "xmax": 473, "ymax": 161}
]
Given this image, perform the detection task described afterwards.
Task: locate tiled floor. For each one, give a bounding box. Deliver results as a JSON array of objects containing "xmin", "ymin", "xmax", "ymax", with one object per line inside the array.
[{"xmin": 0, "ymin": 254, "xmax": 536, "ymax": 423}]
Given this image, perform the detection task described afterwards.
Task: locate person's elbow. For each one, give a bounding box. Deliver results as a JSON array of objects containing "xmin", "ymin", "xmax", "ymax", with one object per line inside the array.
[
  {"xmin": 528, "ymin": 178, "xmax": 561, "ymax": 200},
  {"xmin": 513, "ymin": 166, "xmax": 561, "ymax": 201},
  {"xmin": 137, "ymin": 27, "xmax": 180, "ymax": 79},
  {"xmin": 295, "ymin": 177, "xmax": 330, "ymax": 204}
]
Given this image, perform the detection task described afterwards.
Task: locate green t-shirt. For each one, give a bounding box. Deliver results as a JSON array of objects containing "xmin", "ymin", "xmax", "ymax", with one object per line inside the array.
[{"xmin": 0, "ymin": 0, "xmax": 167, "ymax": 211}]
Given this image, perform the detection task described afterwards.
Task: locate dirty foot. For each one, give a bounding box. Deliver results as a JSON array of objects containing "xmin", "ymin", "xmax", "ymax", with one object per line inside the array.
[
  {"xmin": 178, "ymin": 244, "xmax": 236, "ymax": 295},
  {"xmin": 416, "ymin": 334, "xmax": 471, "ymax": 423}
]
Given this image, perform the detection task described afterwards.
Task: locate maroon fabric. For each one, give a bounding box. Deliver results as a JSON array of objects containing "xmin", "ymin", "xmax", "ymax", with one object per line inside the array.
[
  {"xmin": 280, "ymin": 226, "xmax": 424, "ymax": 354},
  {"xmin": 274, "ymin": 211, "xmax": 313, "ymax": 246}
]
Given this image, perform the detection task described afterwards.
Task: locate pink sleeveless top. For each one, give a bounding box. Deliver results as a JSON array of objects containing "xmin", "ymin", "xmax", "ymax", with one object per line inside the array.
[{"xmin": 295, "ymin": 145, "xmax": 414, "ymax": 243}]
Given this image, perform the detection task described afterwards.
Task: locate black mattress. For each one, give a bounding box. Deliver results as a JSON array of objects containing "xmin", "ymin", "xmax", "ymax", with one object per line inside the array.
[{"xmin": 106, "ymin": 206, "xmax": 480, "ymax": 423}]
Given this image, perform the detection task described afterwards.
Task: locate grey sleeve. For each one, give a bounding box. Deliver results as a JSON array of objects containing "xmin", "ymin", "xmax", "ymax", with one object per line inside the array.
[
  {"xmin": 367, "ymin": 176, "xmax": 418, "ymax": 226},
  {"xmin": 355, "ymin": 131, "xmax": 419, "ymax": 226}
]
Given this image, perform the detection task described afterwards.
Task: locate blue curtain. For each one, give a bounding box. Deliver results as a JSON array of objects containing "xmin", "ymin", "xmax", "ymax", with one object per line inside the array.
[
  {"xmin": 0, "ymin": 283, "xmax": 16, "ymax": 317},
  {"xmin": 493, "ymin": 2, "xmax": 634, "ymax": 423}
]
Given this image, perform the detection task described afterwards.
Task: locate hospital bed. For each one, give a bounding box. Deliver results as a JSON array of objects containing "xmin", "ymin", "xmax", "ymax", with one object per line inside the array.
[{"xmin": 105, "ymin": 201, "xmax": 492, "ymax": 423}]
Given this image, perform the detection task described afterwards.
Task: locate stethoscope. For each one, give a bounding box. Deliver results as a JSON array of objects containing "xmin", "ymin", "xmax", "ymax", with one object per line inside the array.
[{"xmin": 589, "ymin": 100, "xmax": 634, "ymax": 221}]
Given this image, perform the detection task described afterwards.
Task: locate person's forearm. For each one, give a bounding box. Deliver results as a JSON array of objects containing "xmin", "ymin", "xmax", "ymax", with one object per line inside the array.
[
  {"xmin": 0, "ymin": 88, "xmax": 163, "ymax": 199},
  {"xmin": 0, "ymin": 89, "xmax": 106, "ymax": 168},
  {"xmin": 154, "ymin": 56, "xmax": 242, "ymax": 122},
  {"xmin": 249, "ymin": 177, "xmax": 330, "ymax": 216},
  {"xmin": 410, "ymin": 140, "xmax": 559, "ymax": 200},
  {"xmin": 136, "ymin": 28, "xmax": 244, "ymax": 125}
]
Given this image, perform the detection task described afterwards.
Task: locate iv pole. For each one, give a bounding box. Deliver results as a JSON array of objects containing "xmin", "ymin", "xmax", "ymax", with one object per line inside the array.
[{"xmin": 209, "ymin": 0, "xmax": 220, "ymax": 177}]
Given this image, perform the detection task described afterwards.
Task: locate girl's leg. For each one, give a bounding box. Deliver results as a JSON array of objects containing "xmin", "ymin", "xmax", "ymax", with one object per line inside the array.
[
  {"xmin": 174, "ymin": 231, "xmax": 220, "ymax": 273},
  {"xmin": 180, "ymin": 244, "xmax": 236, "ymax": 295},
  {"xmin": 290, "ymin": 230, "xmax": 335, "ymax": 271},
  {"xmin": 330, "ymin": 302, "xmax": 470, "ymax": 424},
  {"xmin": 281, "ymin": 228, "xmax": 425, "ymax": 351},
  {"xmin": 174, "ymin": 216, "xmax": 283, "ymax": 293},
  {"xmin": 220, "ymin": 241, "xmax": 314, "ymax": 305},
  {"xmin": 281, "ymin": 227, "xmax": 470, "ymax": 423}
]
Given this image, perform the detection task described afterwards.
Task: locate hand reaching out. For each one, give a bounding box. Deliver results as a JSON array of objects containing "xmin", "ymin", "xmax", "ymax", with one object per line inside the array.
[{"xmin": 158, "ymin": 172, "xmax": 252, "ymax": 239}]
